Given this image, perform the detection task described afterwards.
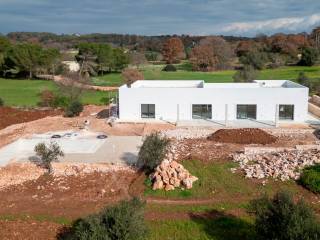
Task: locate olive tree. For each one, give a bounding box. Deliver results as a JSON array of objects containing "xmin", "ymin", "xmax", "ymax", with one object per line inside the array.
[
  {"xmin": 138, "ymin": 132, "xmax": 170, "ymax": 172},
  {"xmin": 34, "ymin": 142, "xmax": 64, "ymax": 174},
  {"xmin": 249, "ymin": 191, "xmax": 320, "ymax": 240}
]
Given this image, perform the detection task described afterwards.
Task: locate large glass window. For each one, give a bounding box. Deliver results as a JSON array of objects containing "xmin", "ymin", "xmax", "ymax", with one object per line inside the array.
[
  {"xmin": 141, "ymin": 104, "xmax": 155, "ymax": 118},
  {"xmin": 192, "ymin": 104, "xmax": 212, "ymax": 119},
  {"xmin": 279, "ymin": 105, "xmax": 294, "ymax": 120},
  {"xmin": 237, "ymin": 105, "xmax": 257, "ymax": 119}
]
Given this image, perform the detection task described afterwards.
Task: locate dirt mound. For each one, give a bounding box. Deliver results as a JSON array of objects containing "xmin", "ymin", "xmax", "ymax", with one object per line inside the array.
[
  {"xmin": 207, "ymin": 128, "xmax": 277, "ymax": 145},
  {"xmin": 0, "ymin": 107, "xmax": 62, "ymax": 130}
]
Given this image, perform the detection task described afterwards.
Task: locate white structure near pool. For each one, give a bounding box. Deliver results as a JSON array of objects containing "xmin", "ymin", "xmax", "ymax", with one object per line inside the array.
[{"xmin": 118, "ymin": 80, "xmax": 309, "ymax": 127}]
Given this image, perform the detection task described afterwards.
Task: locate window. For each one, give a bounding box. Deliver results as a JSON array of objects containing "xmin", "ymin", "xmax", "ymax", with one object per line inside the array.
[
  {"xmin": 141, "ymin": 104, "xmax": 155, "ymax": 118},
  {"xmin": 237, "ymin": 105, "xmax": 257, "ymax": 119},
  {"xmin": 192, "ymin": 104, "xmax": 212, "ymax": 119},
  {"xmin": 279, "ymin": 105, "xmax": 294, "ymax": 120}
]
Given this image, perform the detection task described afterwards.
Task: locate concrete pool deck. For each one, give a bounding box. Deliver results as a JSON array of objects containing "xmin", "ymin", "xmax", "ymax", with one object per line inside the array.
[{"xmin": 0, "ymin": 131, "xmax": 142, "ymax": 167}]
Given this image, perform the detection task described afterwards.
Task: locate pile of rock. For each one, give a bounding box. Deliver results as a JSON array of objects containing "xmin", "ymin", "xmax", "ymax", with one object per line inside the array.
[
  {"xmin": 233, "ymin": 149, "xmax": 320, "ymax": 181},
  {"xmin": 152, "ymin": 160, "xmax": 198, "ymax": 191}
]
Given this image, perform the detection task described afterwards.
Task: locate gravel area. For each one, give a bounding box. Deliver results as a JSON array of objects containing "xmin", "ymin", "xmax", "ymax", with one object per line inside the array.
[{"xmin": 161, "ymin": 127, "xmax": 214, "ymax": 140}]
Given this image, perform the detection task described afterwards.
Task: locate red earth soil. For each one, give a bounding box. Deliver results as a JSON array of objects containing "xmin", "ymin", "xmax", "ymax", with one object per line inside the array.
[
  {"xmin": 0, "ymin": 107, "xmax": 62, "ymax": 130},
  {"xmin": 207, "ymin": 128, "xmax": 278, "ymax": 145}
]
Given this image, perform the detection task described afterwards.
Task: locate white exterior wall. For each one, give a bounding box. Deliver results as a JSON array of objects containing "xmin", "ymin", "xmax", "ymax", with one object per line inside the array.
[{"xmin": 118, "ymin": 82, "xmax": 309, "ymax": 123}]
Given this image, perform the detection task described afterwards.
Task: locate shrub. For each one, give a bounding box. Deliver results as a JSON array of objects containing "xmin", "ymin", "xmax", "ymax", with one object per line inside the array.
[
  {"xmin": 53, "ymin": 95, "xmax": 70, "ymax": 108},
  {"xmin": 59, "ymin": 198, "xmax": 148, "ymax": 240},
  {"xmin": 121, "ymin": 68, "xmax": 144, "ymax": 87},
  {"xmin": 0, "ymin": 97, "xmax": 4, "ymax": 106},
  {"xmin": 296, "ymin": 72, "xmax": 310, "ymax": 87},
  {"xmin": 298, "ymin": 47, "xmax": 319, "ymax": 66},
  {"xmin": 162, "ymin": 64, "xmax": 177, "ymax": 72},
  {"xmin": 240, "ymin": 50, "xmax": 269, "ymax": 70},
  {"xmin": 138, "ymin": 132, "xmax": 170, "ymax": 172},
  {"xmin": 64, "ymin": 101, "xmax": 83, "ymax": 117},
  {"xmin": 233, "ymin": 65, "xmax": 258, "ymax": 83},
  {"xmin": 34, "ymin": 142, "xmax": 64, "ymax": 174},
  {"xmin": 249, "ymin": 191, "xmax": 320, "ymax": 240},
  {"xmin": 300, "ymin": 164, "xmax": 320, "ymax": 193},
  {"xmin": 38, "ymin": 90, "xmax": 55, "ymax": 107}
]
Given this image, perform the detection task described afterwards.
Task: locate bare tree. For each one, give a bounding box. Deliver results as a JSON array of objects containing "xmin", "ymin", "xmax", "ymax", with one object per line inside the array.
[
  {"xmin": 130, "ymin": 51, "xmax": 147, "ymax": 69},
  {"xmin": 122, "ymin": 68, "xmax": 144, "ymax": 87},
  {"xmin": 198, "ymin": 36, "xmax": 234, "ymax": 70},
  {"xmin": 190, "ymin": 45, "xmax": 217, "ymax": 71},
  {"xmin": 162, "ymin": 37, "xmax": 185, "ymax": 64}
]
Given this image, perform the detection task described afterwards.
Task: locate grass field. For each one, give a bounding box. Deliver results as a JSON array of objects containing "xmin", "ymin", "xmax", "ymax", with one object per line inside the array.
[
  {"xmin": 1, "ymin": 64, "xmax": 320, "ymax": 107},
  {"xmin": 143, "ymin": 159, "xmax": 319, "ymax": 240},
  {"xmin": 0, "ymin": 78, "xmax": 107, "ymax": 107},
  {"xmin": 148, "ymin": 217, "xmax": 255, "ymax": 240},
  {"xmin": 92, "ymin": 64, "xmax": 320, "ymax": 86},
  {"xmin": 144, "ymin": 159, "xmax": 302, "ymax": 200}
]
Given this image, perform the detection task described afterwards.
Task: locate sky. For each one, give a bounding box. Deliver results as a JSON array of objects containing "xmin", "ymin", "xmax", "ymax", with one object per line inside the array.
[{"xmin": 0, "ymin": 0, "xmax": 320, "ymax": 37}]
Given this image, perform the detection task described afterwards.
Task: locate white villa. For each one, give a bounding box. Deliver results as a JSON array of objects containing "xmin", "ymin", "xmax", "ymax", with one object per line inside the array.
[{"xmin": 118, "ymin": 80, "xmax": 309, "ymax": 127}]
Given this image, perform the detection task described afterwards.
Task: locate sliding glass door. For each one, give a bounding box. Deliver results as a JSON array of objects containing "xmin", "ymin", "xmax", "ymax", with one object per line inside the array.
[
  {"xmin": 237, "ymin": 105, "xmax": 257, "ymax": 119},
  {"xmin": 192, "ymin": 104, "xmax": 212, "ymax": 119}
]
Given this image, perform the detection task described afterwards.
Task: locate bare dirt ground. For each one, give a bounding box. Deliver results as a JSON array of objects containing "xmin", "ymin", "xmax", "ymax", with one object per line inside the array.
[
  {"xmin": 0, "ymin": 170, "xmax": 139, "ymax": 240},
  {"xmin": 0, "ymin": 220, "xmax": 61, "ymax": 240},
  {"xmin": 0, "ymin": 171, "xmax": 138, "ymax": 219},
  {"xmin": 0, "ymin": 107, "xmax": 62, "ymax": 131}
]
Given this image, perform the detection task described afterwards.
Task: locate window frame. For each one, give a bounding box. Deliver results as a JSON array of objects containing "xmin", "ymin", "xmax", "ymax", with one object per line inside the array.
[
  {"xmin": 279, "ymin": 104, "xmax": 294, "ymax": 120},
  {"xmin": 141, "ymin": 104, "xmax": 155, "ymax": 119},
  {"xmin": 236, "ymin": 104, "xmax": 257, "ymax": 120},
  {"xmin": 192, "ymin": 104, "xmax": 212, "ymax": 120}
]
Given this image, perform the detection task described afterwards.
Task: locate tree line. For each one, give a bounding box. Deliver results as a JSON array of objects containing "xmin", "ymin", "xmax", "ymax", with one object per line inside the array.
[
  {"xmin": 0, "ymin": 36, "xmax": 129, "ymax": 79},
  {"xmin": 0, "ymin": 36, "xmax": 61, "ymax": 78}
]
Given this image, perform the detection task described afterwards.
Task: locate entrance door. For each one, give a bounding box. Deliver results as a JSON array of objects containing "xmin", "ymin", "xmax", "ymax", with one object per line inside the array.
[{"xmin": 237, "ymin": 105, "xmax": 257, "ymax": 119}]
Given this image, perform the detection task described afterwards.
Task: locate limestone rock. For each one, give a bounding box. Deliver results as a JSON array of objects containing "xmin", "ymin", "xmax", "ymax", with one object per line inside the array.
[{"xmin": 151, "ymin": 160, "xmax": 198, "ymax": 191}]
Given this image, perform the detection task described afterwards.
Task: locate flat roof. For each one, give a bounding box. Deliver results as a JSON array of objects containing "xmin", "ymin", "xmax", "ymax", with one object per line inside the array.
[{"xmin": 123, "ymin": 80, "xmax": 306, "ymax": 89}]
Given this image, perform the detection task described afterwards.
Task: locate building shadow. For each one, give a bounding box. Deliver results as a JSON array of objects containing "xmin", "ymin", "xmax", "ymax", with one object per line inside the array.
[{"xmin": 189, "ymin": 210, "xmax": 255, "ymax": 240}]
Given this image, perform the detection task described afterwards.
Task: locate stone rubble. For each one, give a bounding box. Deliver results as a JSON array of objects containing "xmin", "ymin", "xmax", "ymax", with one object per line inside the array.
[
  {"xmin": 161, "ymin": 128, "xmax": 213, "ymax": 140},
  {"xmin": 233, "ymin": 149, "xmax": 320, "ymax": 181},
  {"xmin": 152, "ymin": 160, "xmax": 198, "ymax": 191}
]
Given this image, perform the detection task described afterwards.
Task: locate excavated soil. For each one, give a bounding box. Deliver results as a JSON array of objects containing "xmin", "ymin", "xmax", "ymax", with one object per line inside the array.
[
  {"xmin": 0, "ymin": 107, "xmax": 62, "ymax": 130},
  {"xmin": 0, "ymin": 220, "xmax": 61, "ymax": 240},
  {"xmin": 207, "ymin": 128, "xmax": 278, "ymax": 145},
  {"xmin": 0, "ymin": 171, "xmax": 138, "ymax": 220}
]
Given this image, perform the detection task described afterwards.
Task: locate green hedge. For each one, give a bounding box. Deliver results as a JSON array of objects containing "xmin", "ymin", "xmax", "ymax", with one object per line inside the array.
[{"xmin": 300, "ymin": 164, "xmax": 320, "ymax": 193}]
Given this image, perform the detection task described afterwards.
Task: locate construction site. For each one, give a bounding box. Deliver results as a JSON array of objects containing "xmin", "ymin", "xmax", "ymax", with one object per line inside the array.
[{"xmin": 0, "ymin": 95, "xmax": 320, "ymax": 239}]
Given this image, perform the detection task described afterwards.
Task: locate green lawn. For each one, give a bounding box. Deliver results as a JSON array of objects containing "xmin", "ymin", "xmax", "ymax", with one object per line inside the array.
[
  {"xmin": 92, "ymin": 64, "xmax": 320, "ymax": 86},
  {"xmin": 144, "ymin": 159, "xmax": 300, "ymax": 200},
  {"xmin": 144, "ymin": 159, "xmax": 318, "ymax": 240},
  {"xmin": 0, "ymin": 78, "xmax": 108, "ymax": 107},
  {"xmin": 148, "ymin": 217, "xmax": 255, "ymax": 240}
]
